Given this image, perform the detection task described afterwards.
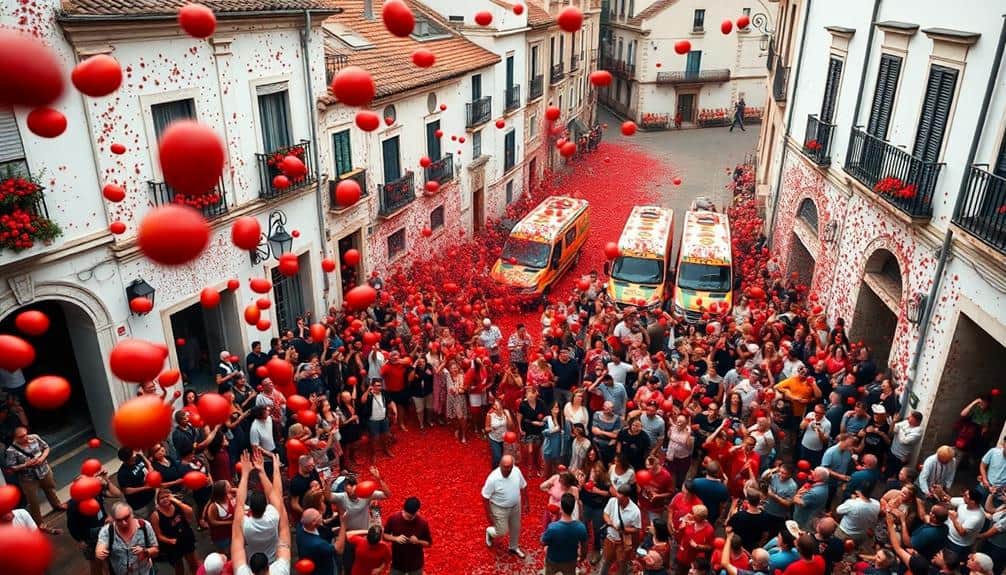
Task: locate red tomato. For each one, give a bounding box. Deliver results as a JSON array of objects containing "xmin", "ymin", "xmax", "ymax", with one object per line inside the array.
[
  {"xmin": 273, "ymin": 174, "xmax": 290, "ymax": 189},
  {"xmin": 137, "ymin": 204, "xmax": 210, "ymax": 266},
  {"xmin": 331, "ymin": 66, "xmax": 375, "ymax": 107},
  {"xmin": 250, "ymin": 278, "xmax": 273, "ymax": 293},
  {"xmin": 109, "ymin": 339, "xmax": 167, "ymax": 383},
  {"xmin": 256, "ymin": 298, "xmax": 272, "ymax": 310},
  {"xmin": 25, "ymin": 375, "xmax": 71, "ymax": 410},
  {"xmin": 343, "ymin": 249, "xmax": 361, "ymax": 266},
  {"xmin": 158, "ymin": 369, "xmax": 181, "ymax": 388},
  {"xmin": 0, "ymin": 524, "xmax": 53, "ymax": 574},
  {"xmin": 355, "ymin": 479, "xmax": 378, "ymax": 498},
  {"xmin": 157, "ymin": 120, "xmax": 225, "ymax": 197},
  {"xmin": 545, "ymin": 106, "xmax": 561, "ymax": 122},
  {"xmin": 0, "ymin": 335, "xmax": 35, "ymax": 371},
  {"xmin": 411, "ymin": 49, "xmax": 435, "ymax": 68},
  {"xmin": 267, "ymin": 357, "xmax": 294, "ymax": 387},
  {"xmin": 295, "ymin": 558, "xmax": 316, "ymax": 574},
  {"xmin": 603, "ymin": 241, "xmax": 619, "ymax": 260},
  {"xmin": 109, "ymin": 221, "xmax": 126, "ymax": 235},
  {"xmin": 26, "ymin": 107, "xmax": 67, "ymax": 138},
  {"xmin": 110, "ymin": 143, "xmax": 127, "ymax": 154},
  {"xmin": 197, "ymin": 393, "xmax": 232, "ymax": 427},
  {"xmin": 178, "ymin": 3, "xmax": 217, "ymax": 38},
  {"xmin": 70, "ymin": 476, "xmax": 103, "ymax": 501},
  {"xmin": 114, "ymin": 396, "xmax": 173, "ymax": 450},
  {"xmin": 287, "ymin": 395, "xmax": 310, "ymax": 412},
  {"xmin": 231, "ymin": 216, "xmax": 261, "ymax": 250},
  {"xmin": 279, "ymin": 155, "xmax": 307, "ymax": 179},
  {"xmin": 227, "ymin": 279, "xmax": 240, "ymax": 291},
  {"xmin": 15, "ymin": 310, "xmax": 50, "ymax": 336},
  {"xmin": 474, "ymin": 10, "xmax": 493, "ymax": 26},
  {"xmin": 244, "ymin": 305, "xmax": 261, "ymax": 326},
  {"xmin": 321, "ymin": 258, "xmax": 336, "ymax": 272},
  {"xmin": 674, "ymin": 40, "xmax": 692, "ymax": 54},
  {"xmin": 129, "ymin": 297, "xmax": 153, "ymax": 314},
  {"xmin": 256, "ymin": 319, "xmax": 271, "ymax": 332},
  {"xmin": 200, "ymin": 287, "xmax": 221, "ymax": 308},
  {"xmin": 355, "ymin": 110, "xmax": 380, "ymax": 132},
  {"xmin": 621, "ymin": 121, "xmax": 638, "ymax": 136},
  {"xmin": 102, "ymin": 183, "xmax": 125, "ymax": 202},
  {"xmin": 721, "ymin": 19, "xmax": 733, "ymax": 34},
  {"xmin": 513, "ymin": 4, "xmax": 525, "ymax": 15},
  {"xmin": 297, "ymin": 409, "xmax": 318, "ymax": 427},
  {"xmin": 310, "ymin": 323, "xmax": 327, "ymax": 342},
  {"xmin": 278, "ymin": 254, "xmax": 299, "ymax": 277},
  {"xmin": 0, "ymin": 485, "xmax": 21, "ymax": 515},
  {"xmin": 589, "ymin": 70, "xmax": 613, "ymax": 87},
  {"xmin": 182, "ymin": 471, "xmax": 208, "ymax": 490},
  {"xmin": 382, "ymin": 0, "xmax": 415, "ymax": 37},
  {"xmin": 71, "ymin": 54, "xmax": 122, "ymax": 97},
  {"xmin": 80, "ymin": 459, "xmax": 103, "ymax": 476},
  {"xmin": 335, "ymin": 178, "xmax": 362, "ymax": 207},
  {"xmin": 0, "ymin": 30, "xmax": 64, "ymax": 107},
  {"xmin": 557, "ymin": 6, "xmax": 583, "ymax": 32},
  {"xmin": 145, "ymin": 470, "xmax": 163, "ymax": 488}
]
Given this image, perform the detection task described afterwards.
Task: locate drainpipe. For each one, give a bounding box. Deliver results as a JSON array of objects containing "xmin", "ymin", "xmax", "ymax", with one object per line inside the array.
[
  {"xmin": 766, "ymin": 0, "xmax": 812, "ymax": 244},
  {"xmin": 849, "ymin": 0, "xmax": 882, "ymax": 127},
  {"xmin": 899, "ymin": 14, "xmax": 1006, "ymax": 418},
  {"xmin": 302, "ymin": 10, "xmax": 330, "ymax": 295}
]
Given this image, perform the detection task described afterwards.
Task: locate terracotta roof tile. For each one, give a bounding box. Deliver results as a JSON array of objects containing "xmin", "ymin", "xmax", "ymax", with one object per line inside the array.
[
  {"xmin": 323, "ymin": 0, "xmax": 501, "ymax": 102},
  {"xmin": 627, "ymin": 0, "xmax": 676, "ymax": 26},
  {"xmin": 61, "ymin": 0, "xmax": 340, "ymax": 17},
  {"xmin": 525, "ymin": 0, "xmax": 554, "ymax": 29}
]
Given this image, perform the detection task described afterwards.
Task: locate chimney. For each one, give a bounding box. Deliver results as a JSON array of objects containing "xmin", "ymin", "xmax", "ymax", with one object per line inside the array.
[{"xmin": 363, "ymin": 0, "xmax": 374, "ymax": 20}]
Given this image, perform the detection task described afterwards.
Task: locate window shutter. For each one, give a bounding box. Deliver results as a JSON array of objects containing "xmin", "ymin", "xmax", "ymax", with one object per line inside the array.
[
  {"xmin": 820, "ymin": 57, "xmax": 844, "ymax": 123},
  {"xmin": 426, "ymin": 121, "xmax": 441, "ymax": 161},
  {"xmin": 994, "ymin": 131, "xmax": 1006, "ymax": 177},
  {"xmin": 332, "ymin": 130, "xmax": 352, "ymax": 177},
  {"xmin": 913, "ymin": 65, "xmax": 958, "ymax": 163},
  {"xmin": 0, "ymin": 107, "xmax": 25, "ymax": 164},
  {"xmin": 866, "ymin": 54, "xmax": 902, "ymax": 140}
]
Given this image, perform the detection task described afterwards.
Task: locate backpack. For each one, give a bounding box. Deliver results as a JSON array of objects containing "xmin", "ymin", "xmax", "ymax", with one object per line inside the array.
[{"xmin": 102, "ymin": 519, "xmax": 156, "ymax": 575}]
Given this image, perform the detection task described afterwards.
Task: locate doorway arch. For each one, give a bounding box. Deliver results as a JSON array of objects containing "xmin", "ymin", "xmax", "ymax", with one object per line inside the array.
[{"xmin": 848, "ymin": 248, "xmax": 903, "ymax": 373}]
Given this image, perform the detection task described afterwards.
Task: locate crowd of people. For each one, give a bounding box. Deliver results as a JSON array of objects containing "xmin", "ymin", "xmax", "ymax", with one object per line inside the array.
[{"xmin": 0, "ymin": 163, "xmax": 1003, "ymax": 575}]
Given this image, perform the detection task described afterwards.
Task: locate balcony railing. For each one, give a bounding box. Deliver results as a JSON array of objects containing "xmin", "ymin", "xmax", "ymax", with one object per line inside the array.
[
  {"xmin": 655, "ymin": 69, "xmax": 731, "ymax": 84},
  {"xmin": 954, "ymin": 165, "xmax": 1006, "ymax": 254},
  {"xmin": 466, "ymin": 96, "xmax": 492, "ymax": 128},
  {"xmin": 529, "ymin": 75, "xmax": 544, "ymax": 101},
  {"xmin": 772, "ymin": 58, "xmax": 789, "ymax": 102},
  {"xmin": 378, "ymin": 171, "xmax": 416, "ymax": 217},
  {"xmin": 149, "ymin": 179, "xmax": 229, "ymax": 219},
  {"xmin": 571, "ymin": 54, "xmax": 580, "ymax": 71},
  {"xmin": 505, "ymin": 84, "xmax": 521, "ymax": 112},
  {"xmin": 325, "ymin": 53, "xmax": 349, "ymax": 85},
  {"xmin": 255, "ymin": 140, "xmax": 316, "ymax": 200},
  {"xmin": 845, "ymin": 127, "xmax": 944, "ymax": 220},
  {"xmin": 802, "ymin": 115, "xmax": 836, "ymax": 167},
  {"xmin": 550, "ymin": 62, "xmax": 565, "ymax": 84},
  {"xmin": 328, "ymin": 168, "xmax": 368, "ymax": 211},
  {"xmin": 424, "ymin": 153, "xmax": 454, "ymax": 186},
  {"xmin": 606, "ymin": 59, "xmax": 636, "ymax": 79}
]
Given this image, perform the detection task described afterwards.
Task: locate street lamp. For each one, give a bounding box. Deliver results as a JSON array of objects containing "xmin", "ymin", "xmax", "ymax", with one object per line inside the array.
[
  {"xmin": 250, "ymin": 210, "xmax": 294, "ymax": 265},
  {"xmin": 125, "ymin": 278, "xmax": 156, "ymax": 315},
  {"xmin": 750, "ymin": 12, "xmax": 775, "ymax": 52},
  {"xmin": 906, "ymin": 291, "xmax": 928, "ymax": 326}
]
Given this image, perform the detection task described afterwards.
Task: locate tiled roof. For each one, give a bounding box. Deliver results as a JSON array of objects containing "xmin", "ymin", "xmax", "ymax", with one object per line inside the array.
[
  {"xmin": 525, "ymin": 0, "xmax": 554, "ymax": 29},
  {"xmin": 627, "ymin": 0, "xmax": 676, "ymax": 26},
  {"xmin": 322, "ymin": 0, "xmax": 500, "ymax": 102},
  {"xmin": 61, "ymin": 0, "xmax": 340, "ymax": 16}
]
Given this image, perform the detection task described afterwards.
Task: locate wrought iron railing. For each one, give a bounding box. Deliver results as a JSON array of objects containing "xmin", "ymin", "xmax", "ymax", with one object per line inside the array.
[
  {"xmin": 256, "ymin": 140, "xmax": 316, "ymax": 200},
  {"xmin": 802, "ymin": 114, "xmax": 836, "ymax": 167},
  {"xmin": 550, "ymin": 62, "xmax": 565, "ymax": 84},
  {"xmin": 529, "ymin": 75, "xmax": 544, "ymax": 100},
  {"xmin": 378, "ymin": 171, "xmax": 415, "ymax": 217},
  {"xmin": 505, "ymin": 85, "xmax": 521, "ymax": 112},
  {"xmin": 772, "ymin": 58, "xmax": 789, "ymax": 102},
  {"xmin": 571, "ymin": 54, "xmax": 580, "ymax": 71},
  {"xmin": 424, "ymin": 153, "xmax": 454, "ymax": 186},
  {"xmin": 466, "ymin": 96, "xmax": 492, "ymax": 128},
  {"xmin": 149, "ymin": 179, "xmax": 229, "ymax": 219},
  {"xmin": 325, "ymin": 53, "xmax": 349, "ymax": 85},
  {"xmin": 655, "ymin": 69, "xmax": 731, "ymax": 84},
  {"xmin": 328, "ymin": 168, "xmax": 368, "ymax": 211},
  {"xmin": 845, "ymin": 127, "xmax": 944, "ymax": 220},
  {"xmin": 954, "ymin": 165, "xmax": 1006, "ymax": 254}
]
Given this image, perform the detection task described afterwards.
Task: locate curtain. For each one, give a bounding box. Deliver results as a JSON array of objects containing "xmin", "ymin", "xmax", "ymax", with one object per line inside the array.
[{"xmin": 258, "ymin": 90, "xmax": 291, "ymax": 153}]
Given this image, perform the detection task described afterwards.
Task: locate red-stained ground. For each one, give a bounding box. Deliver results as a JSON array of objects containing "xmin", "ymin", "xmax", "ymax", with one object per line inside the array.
[{"xmin": 365, "ymin": 141, "xmax": 671, "ymax": 574}]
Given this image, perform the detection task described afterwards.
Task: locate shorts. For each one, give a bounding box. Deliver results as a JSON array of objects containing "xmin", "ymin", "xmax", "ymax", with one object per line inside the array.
[
  {"xmin": 522, "ymin": 434, "xmax": 542, "ymax": 446},
  {"xmin": 390, "ymin": 390, "xmax": 411, "ymax": 407},
  {"xmin": 411, "ymin": 395, "xmax": 433, "ymax": 411},
  {"xmin": 367, "ymin": 418, "xmax": 390, "ymax": 436}
]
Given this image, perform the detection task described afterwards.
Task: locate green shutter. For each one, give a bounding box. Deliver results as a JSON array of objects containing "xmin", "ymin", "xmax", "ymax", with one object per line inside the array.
[
  {"xmin": 867, "ymin": 54, "xmax": 902, "ymax": 140},
  {"xmin": 913, "ymin": 65, "xmax": 957, "ymax": 163},
  {"xmin": 332, "ymin": 130, "xmax": 352, "ymax": 177},
  {"xmin": 820, "ymin": 57, "xmax": 843, "ymax": 123}
]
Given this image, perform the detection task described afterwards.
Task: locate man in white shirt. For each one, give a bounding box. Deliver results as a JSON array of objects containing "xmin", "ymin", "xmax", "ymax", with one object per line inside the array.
[
  {"xmin": 477, "ymin": 318, "xmax": 504, "ymax": 364},
  {"xmin": 233, "ymin": 451, "xmax": 291, "ymax": 575},
  {"xmin": 799, "ymin": 404, "xmax": 832, "ymax": 467},
  {"xmin": 598, "ymin": 484, "xmax": 641, "ymax": 575},
  {"xmin": 482, "ymin": 454, "xmax": 528, "ymax": 558},
  {"xmin": 367, "ymin": 347, "xmax": 386, "ymax": 381},
  {"xmin": 249, "ymin": 406, "xmax": 276, "ymax": 456},
  {"xmin": 835, "ymin": 489, "xmax": 880, "ymax": 544},
  {"xmin": 946, "ymin": 489, "xmax": 986, "ymax": 557},
  {"xmin": 605, "ymin": 356, "xmax": 633, "ymax": 388},
  {"xmin": 888, "ymin": 411, "xmax": 923, "ymax": 478}
]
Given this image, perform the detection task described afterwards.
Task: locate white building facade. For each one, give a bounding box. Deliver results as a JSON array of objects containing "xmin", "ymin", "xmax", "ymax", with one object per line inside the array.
[{"xmin": 759, "ymin": 0, "xmax": 1006, "ymax": 453}]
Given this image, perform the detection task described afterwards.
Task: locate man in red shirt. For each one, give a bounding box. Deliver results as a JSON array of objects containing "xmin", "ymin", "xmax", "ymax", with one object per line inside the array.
[
  {"xmin": 676, "ymin": 504, "xmax": 714, "ymax": 574},
  {"xmin": 638, "ymin": 456, "xmax": 674, "ymax": 529},
  {"xmin": 380, "ymin": 351, "xmax": 410, "ymax": 432},
  {"xmin": 727, "ymin": 436, "xmax": 761, "ymax": 498},
  {"xmin": 782, "ymin": 534, "xmax": 826, "ymax": 575},
  {"xmin": 348, "ymin": 525, "xmax": 391, "ymax": 575}
]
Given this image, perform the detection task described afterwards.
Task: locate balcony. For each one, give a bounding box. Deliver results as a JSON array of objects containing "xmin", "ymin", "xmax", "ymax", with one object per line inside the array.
[
  {"xmin": 529, "ymin": 75, "xmax": 544, "ymax": 101},
  {"xmin": 802, "ymin": 115, "xmax": 836, "ymax": 167},
  {"xmin": 325, "ymin": 53, "xmax": 349, "ymax": 85},
  {"xmin": 605, "ymin": 59, "xmax": 635, "ymax": 79},
  {"xmin": 328, "ymin": 168, "xmax": 368, "ymax": 211},
  {"xmin": 845, "ymin": 127, "xmax": 944, "ymax": 220},
  {"xmin": 505, "ymin": 84, "xmax": 521, "ymax": 112},
  {"xmin": 655, "ymin": 69, "xmax": 731, "ymax": 84},
  {"xmin": 424, "ymin": 153, "xmax": 454, "ymax": 187},
  {"xmin": 571, "ymin": 54, "xmax": 580, "ymax": 71},
  {"xmin": 550, "ymin": 62, "xmax": 565, "ymax": 84},
  {"xmin": 255, "ymin": 140, "xmax": 316, "ymax": 200},
  {"xmin": 466, "ymin": 96, "xmax": 492, "ymax": 128},
  {"xmin": 378, "ymin": 171, "xmax": 416, "ymax": 218},
  {"xmin": 149, "ymin": 179, "xmax": 229, "ymax": 219},
  {"xmin": 954, "ymin": 165, "xmax": 1006, "ymax": 254},
  {"xmin": 772, "ymin": 58, "xmax": 789, "ymax": 102}
]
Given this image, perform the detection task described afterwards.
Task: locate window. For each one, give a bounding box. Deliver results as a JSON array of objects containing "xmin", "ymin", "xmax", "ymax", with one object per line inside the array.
[
  {"xmin": 693, "ymin": 9, "xmax": 705, "ymax": 32},
  {"xmin": 797, "ymin": 198, "xmax": 819, "ymax": 232},
  {"xmin": 471, "ymin": 74, "xmax": 482, "ymax": 101},
  {"xmin": 686, "ymin": 51, "xmax": 702, "ymax": 74},
  {"xmin": 550, "ymin": 240, "xmax": 563, "ymax": 267},
  {"xmin": 550, "ymin": 37, "xmax": 556, "ymax": 66},
  {"xmin": 151, "ymin": 99, "xmax": 196, "ymax": 140},
  {"xmin": 913, "ymin": 65, "xmax": 958, "ymax": 163},
  {"xmin": 506, "ymin": 180, "xmax": 514, "ymax": 204},
  {"xmin": 504, "ymin": 130, "xmax": 516, "ymax": 172},
  {"xmin": 559, "ymin": 94, "xmax": 563, "ymax": 112},
  {"xmin": 564, "ymin": 227, "xmax": 577, "ymax": 247},
  {"xmin": 743, "ymin": 8, "xmax": 751, "ymax": 17},
  {"xmin": 426, "ymin": 120, "xmax": 441, "ymax": 160},
  {"xmin": 257, "ymin": 85, "xmax": 292, "ymax": 153},
  {"xmin": 387, "ymin": 228, "xmax": 406, "ymax": 260},
  {"xmin": 382, "ymin": 136, "xmax": 401, "ymax": 183},
  {"xmin": 411, "ymin": 16, "xmax": 449, "ymax": 39},
  {"xmin": 820, "ymin": 57, "xmax": 844, "ymax": 123},
  {"xmin": 628, "ymin": 0, "xmax": 634, "ymax": 18},
  {"xmin": 427, "ymin": 93, "xmax": 438, "ymax": 114},
  {"xmin": 383, "ymin": 105, "xmax": 397, "ymax": 124},
  {"xmin": 867, "ymin": 54, "xmax": 903, "ymax": 140},
  {"xmin": 332, "ymin": 130, "xmax": 352, "ymax": 177},
  {"xmin": 506, "ymin": 55, "xmax": 515, "ymax": 90},
  {"xmin": 531, "ymin": 45, "xmax": 539, "ymax": 75},
  {"xmin": 430, "ymin": 205, "xmax": 445, "ymax": 230},
  {"xmin": 272, "ymin": 263, "xmax": 306, "ymax": 334},
  {"xmin": 473, "ymin": 130, "xmax": 482, "ymax": 159},
  {"xmin": 0, "ymin": 107, "xmax": 27, "ymax": 175},
  {"xmin": 529, "ymin": 113, "xmax": 538, "ymax": 138}
]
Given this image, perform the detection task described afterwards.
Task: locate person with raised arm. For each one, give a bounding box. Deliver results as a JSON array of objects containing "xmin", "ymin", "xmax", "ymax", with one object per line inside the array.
[{"xmin": 232, "ymin": 451, "xmax": 291, "ymax": 575}]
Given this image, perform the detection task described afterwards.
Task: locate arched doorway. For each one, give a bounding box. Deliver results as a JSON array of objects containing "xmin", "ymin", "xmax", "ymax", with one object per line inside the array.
[
  {"xmin": 0, "ymin": 294, "xmax": 117, "ymax": 485},
  {"xmin": 787, "ymin": 198, "xmax": 819, "ymax": 289},
  {"xmin": 848, "ymin": 249, "xmax": 902, "ymax": 372}
]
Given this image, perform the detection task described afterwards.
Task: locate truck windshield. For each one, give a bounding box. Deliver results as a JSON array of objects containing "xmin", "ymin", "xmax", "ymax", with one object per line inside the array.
[
  {"xmin": 612, "ymin": 256, "xmax": 663, "ymax": 284},
  {"xmin": 501, "ymin": 238, "xmax": 551, "ymax": 269},
  {"xmin": 677, "ymin": 261, "xmax": 731, "ymax": 292}
]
